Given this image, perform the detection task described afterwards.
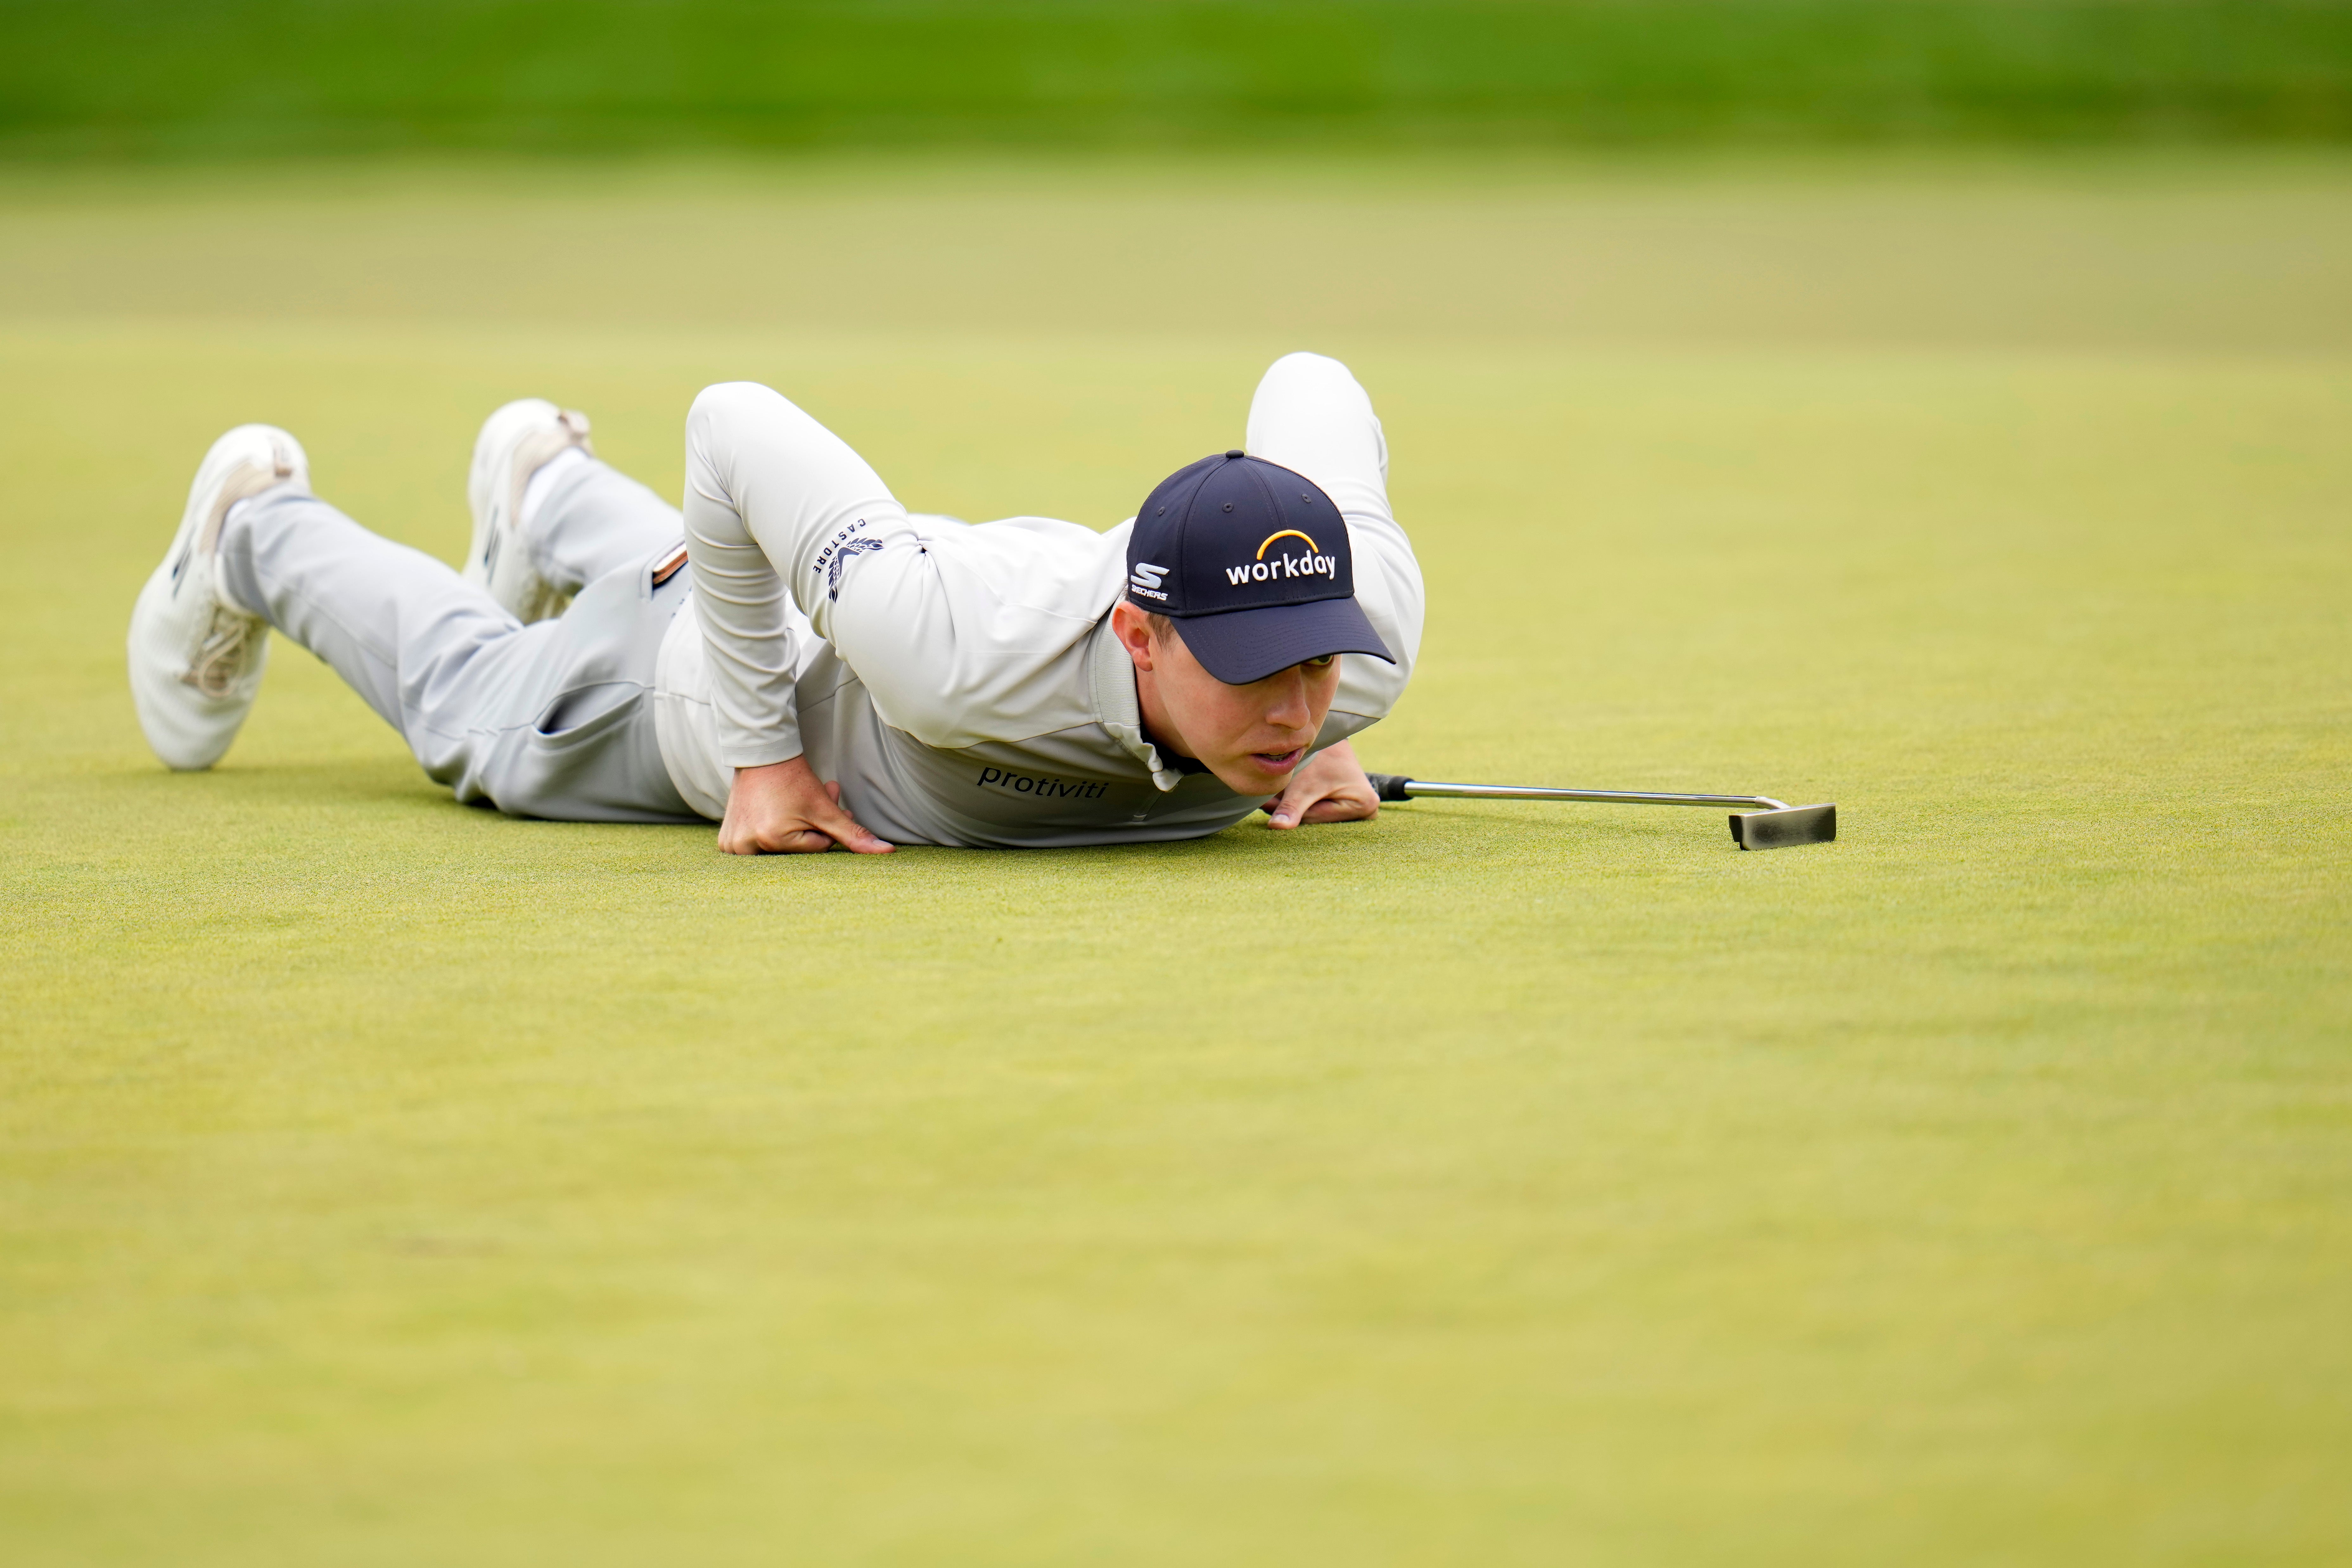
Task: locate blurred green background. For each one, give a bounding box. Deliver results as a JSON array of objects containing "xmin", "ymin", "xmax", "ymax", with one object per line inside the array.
[{"xmin": 6, "ymin": 0, "xmax": 2352, "ymax": 159}]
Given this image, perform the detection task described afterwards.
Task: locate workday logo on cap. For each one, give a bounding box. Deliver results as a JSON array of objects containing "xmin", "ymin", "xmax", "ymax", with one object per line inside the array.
[
  {"xmin": 1224, "ymin": 527, "xmax": 1340, "ymax": 589},
  {"xmin": 1123, "ymin": 449, "xmax": 1392, "ymax": 685}
]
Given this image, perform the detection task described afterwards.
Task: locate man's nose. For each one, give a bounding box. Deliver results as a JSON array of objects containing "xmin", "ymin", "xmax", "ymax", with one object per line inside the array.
[{"xmin": 1263, "ymin": 670, "xmax": 1311, "ymax": 729}]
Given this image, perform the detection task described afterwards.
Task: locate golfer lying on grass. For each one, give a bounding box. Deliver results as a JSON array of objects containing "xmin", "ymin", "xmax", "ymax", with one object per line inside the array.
[{"xmin": 129, "ymin": 352, "xmax": 1423, "ymax": 852}]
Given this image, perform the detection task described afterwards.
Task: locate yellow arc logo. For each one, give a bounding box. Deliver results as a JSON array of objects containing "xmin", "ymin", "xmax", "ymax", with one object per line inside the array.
[{"xmin": 1256, "ymin": 529, "xmax": 1319, "ymax": 560}]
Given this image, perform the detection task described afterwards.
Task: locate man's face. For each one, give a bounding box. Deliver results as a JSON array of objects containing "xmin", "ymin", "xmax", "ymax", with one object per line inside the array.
[{"xmin": 1113, "ymin": 603, "xmax": 1342, "ymax": 796}]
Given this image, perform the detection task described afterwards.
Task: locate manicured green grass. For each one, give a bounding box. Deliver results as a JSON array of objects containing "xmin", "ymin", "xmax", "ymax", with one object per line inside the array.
[{"xmin": 2, "ymin": 156, "xmax": 2349, "ymax": 1565}]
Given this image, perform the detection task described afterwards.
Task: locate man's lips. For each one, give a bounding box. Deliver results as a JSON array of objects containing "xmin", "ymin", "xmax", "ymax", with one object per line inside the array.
[{"xmin": 1249, "ymin": 747, "xmax": 1307, "ymax": 771}]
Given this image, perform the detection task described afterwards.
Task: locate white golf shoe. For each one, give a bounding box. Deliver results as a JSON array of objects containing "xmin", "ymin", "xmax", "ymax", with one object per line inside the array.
[
  {"xmin": 127, "ymin": 424, "xmax": 308, "ymax": 771},
  {"xmin": 464, "ymin": 398, "xmax": 594, "ymax": 623}
]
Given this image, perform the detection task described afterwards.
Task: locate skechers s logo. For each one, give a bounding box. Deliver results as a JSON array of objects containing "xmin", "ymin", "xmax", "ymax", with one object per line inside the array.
[
  {"xmin": 1226, "ymin": 529, "xmax": 1339, "ymax": 587},
  {"xmin": 1128, "ymin": 561, "xmax": 1170, "ymax": 601}
]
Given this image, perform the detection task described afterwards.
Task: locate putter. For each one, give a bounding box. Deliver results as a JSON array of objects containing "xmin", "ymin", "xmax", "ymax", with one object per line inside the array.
[{"xmin": 1362, "ymin": 774, "xmax": 1837, "ymax": 850}]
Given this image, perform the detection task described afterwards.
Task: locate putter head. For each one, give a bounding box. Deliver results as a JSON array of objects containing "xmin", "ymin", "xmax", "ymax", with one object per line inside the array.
[{"xmin": 1729, "ymin": 803, "xmax": 1836, "ymax": 850}]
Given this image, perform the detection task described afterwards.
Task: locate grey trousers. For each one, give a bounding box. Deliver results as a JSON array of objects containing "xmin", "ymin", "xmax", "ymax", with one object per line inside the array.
[{"xmin": 217, "ymin": 458, "xmax": 701, "ymax": 822}]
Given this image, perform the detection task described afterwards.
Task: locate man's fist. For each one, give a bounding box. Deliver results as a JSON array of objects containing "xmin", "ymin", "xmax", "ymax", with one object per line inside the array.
[{"xmin": 718, "ymin": 756, "xmax": 895, "ymax": 855}]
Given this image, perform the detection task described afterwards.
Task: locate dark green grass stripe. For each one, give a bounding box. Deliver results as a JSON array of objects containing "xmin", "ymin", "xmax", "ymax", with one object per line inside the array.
[{"xmin": 5, "ymin": 0, "xmax": 2352, "ymax": 157}]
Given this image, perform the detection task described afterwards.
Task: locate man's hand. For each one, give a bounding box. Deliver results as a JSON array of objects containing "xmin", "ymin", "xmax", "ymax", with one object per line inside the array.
[
  {"xmin": 1262, "ymin": 739, "xmax": 1379, "ymax": 830},
  {"xmin": 718, "ymin": 756, "xmax": 895, "ymax": 855}
]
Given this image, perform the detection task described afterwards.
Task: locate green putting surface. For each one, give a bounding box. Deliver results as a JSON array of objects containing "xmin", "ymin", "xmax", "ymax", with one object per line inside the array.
[{"xmin": 3, "ymin": 157, "xmax": 2349, "ymax": 1564}]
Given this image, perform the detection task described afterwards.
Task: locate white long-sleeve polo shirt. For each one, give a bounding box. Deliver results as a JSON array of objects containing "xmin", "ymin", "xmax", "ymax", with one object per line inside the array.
[{"xmin": 650, "ymin": 356, "xmax": 1423, "ymax": 849}]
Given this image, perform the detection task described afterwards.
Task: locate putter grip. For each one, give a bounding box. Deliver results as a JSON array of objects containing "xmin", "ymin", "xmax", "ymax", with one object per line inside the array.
[{"xmin": 1364, "ymin": 773, "xmax": 1415, "ymax": 802}]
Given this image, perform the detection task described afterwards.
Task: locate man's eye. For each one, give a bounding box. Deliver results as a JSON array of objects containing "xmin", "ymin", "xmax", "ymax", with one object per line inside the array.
[{"xmin": 1305, "ymin": 655, "xmax": 1335, "ymax": 668}]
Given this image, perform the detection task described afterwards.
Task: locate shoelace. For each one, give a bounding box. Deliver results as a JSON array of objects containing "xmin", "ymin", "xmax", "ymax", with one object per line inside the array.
[
  {"xmin": 186, "ymin": 608, "xmax": 262, "ymax": 697},
  {"xmin": 174, "ymin": 439, "xmax": 296, "ymax": 696}
]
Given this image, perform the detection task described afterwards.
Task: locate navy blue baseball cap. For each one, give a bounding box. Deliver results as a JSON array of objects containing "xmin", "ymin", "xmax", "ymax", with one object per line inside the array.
[{"xmin": 1124, "ymin": 450, "xmax": 1393, "ymax": 685}]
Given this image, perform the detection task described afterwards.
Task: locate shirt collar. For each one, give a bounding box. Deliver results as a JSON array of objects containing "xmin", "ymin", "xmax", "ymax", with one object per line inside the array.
[{"xmin": 1087, "ymin": 617, "xmax": 1186, "ymax": 792}]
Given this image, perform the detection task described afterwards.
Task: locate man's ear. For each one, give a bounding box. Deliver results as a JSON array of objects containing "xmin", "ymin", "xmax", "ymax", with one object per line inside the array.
[{"xmin": 1109, "ymin": 600, "xmax": 1157, "ymax": 673}]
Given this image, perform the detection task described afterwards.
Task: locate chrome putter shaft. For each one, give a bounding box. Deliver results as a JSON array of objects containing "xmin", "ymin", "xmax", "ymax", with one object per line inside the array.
[{"xmin": 1362, "ymin": 774, "xmax": 1837, "ymax": 850}]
